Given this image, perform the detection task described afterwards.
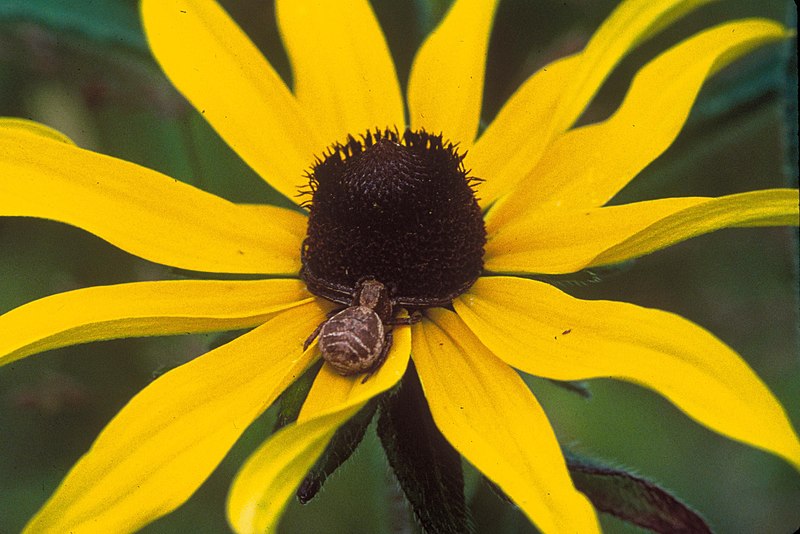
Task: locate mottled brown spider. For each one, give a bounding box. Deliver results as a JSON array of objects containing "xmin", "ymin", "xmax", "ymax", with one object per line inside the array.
[{"xmin": 304, "ymin": 278, "xmax": 418, "ymax": 379}]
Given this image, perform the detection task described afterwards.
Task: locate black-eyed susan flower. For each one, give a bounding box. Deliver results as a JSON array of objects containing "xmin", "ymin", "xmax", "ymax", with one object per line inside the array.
[{"xmin": 1, "ymin": 0, "xmax": 799, "ymax": 532}]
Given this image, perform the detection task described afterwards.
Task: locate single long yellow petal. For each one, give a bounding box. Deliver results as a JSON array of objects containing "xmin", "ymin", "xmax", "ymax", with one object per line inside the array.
[
  {"xmin": 412, "ymin": 310, "xmax": 599, "ymax": 533},
  {"xmin": 408, "ymin": 0, "xmax": 499, "ymax": 147},
  {"xmin": 485, "ymin": 189, "xmax": 799, "ymax": 275},
  {"xmin": 140, "ymin": 0, "xmax": 320, "ymax": 203},
  {"xmin": 234, "ymin": 203, "xmax": 307, "ymax": 238},
  {"xmin": 488, "ymin": 19, "xmax": 789, "ymax": 225},
  {"xmin": 470, "ymin": 0, "xmax": 715, "ymax": 208},
  {"xmin": 23, "ymin": 302, "xmax": 329, "ymax": 534},
  {"xmin": 455, "ymin": 277, "xmax": 800, "ymax": 471},
  {"xmin": 276, "ymin": 0, "xmax": 404, "ymax": 143},
  {"xmin": 229, "ymin": 410, "xmax": 352, "ymax": 534},
  {"xmin": 227, "ymin": 323, "xmax": 411, "ymax": 534},
  {"xmin": 588, "ymin": 189, "xmax": 799, "ymax": 268},
  {"xmin": 0, "ymin": 117, "xmax": 75, "ymax": 144},
  {"xmin": 0, "ymin": 128, "xmax": 304, "ymax": 274},
  {"xmin": 0, "ymin": 279, "xmax": 314, "ymax": 367}
]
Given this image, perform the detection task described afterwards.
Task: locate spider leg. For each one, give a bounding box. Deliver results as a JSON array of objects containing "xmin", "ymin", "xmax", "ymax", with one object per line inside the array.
[
  {"xmin": 361, "ymin": 330, "xmax": 394, "ymax": 384},
  {"xmin": 303, "ymin": 308, "xmax": 342, "ymax": 351},
  {"xmin": 303, "ymin": 322, "xmax": 324, "ymax": 351},
  {"xmin": 386, "ymin": 310, "xmax": 422, "ymax": 326}
]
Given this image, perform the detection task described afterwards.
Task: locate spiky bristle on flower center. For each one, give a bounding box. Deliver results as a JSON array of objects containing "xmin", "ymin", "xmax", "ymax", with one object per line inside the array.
[{"xmin": 300, "ymin": 128, "xmax": 486, "ymax": 307}]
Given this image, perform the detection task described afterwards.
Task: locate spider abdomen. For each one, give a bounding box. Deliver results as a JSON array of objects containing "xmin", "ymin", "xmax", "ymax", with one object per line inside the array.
[{"xmin": 319, "ymin": 305, "xmax": 385, "ymax": 375}]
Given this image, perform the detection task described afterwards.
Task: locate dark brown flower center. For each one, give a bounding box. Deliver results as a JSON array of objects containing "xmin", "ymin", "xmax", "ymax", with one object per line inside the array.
[{"xmin": 300, "ymin": 128, "xmax": 485, "ymax": 308}]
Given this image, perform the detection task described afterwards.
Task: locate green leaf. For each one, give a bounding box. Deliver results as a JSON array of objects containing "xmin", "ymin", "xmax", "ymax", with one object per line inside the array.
[
  {"xmin": 378, "ymin": 362, "xmax": 472, "ymax": 534},
  {"xmin": 565, "ymin": 451, "xmax": 711, "ymax": 534},
  {"xmin": 0, "ymin": 0, "xmax": 145, "ymax": 51},
  {"xmin": 296, "ymin": 398, "xmax": 378, "ymax": 504},
  {"xmin": 483, "ymin": 449, "xmax": 711, "ymax": 533},
  {"xmin": 0, "ymin": 1, "xmax": 185, "ymax": 118}
]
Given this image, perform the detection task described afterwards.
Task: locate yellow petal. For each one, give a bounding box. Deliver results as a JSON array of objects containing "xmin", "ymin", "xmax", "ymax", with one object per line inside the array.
[
  {"xmin": 455, "ymin": 277, "xmax": 800, "ymax": 471},
  {"xmin": 297, "ymin": 325, "xmax": 410, "ymax": 422},
  {"xmin": 23, "ymin": 301, "xmax": 329, "ymax": 534},
  {"xmin": 408, "ymin": 0, "xmax": 500, "ymax": 146},
  {"xmin": 227, "ymin": 322, "xmax": 411, "ymax": 534},
  {"xmin": 229, "ymin": 410, "xmax": 350, "ymax": 534},
  {"xmin": 470, "ymin": 0, "xmax": 715, "ymax": 208},
  {"xmin": 235, "ymin": 203, "xmax": 308, "ymax": 239},
  {"xmin": 485, "ymin": 189, "xmax": 799, "ymax": 275},
  {"xmin": 588, "ymin": 190, "xmax": 799, "ymax": 268},
  {"xmin": 488, "ymin": 19, "xmax": 790, "ymax": 225},
  {"xmin": 0, "ymin": 128, "xmax": 304, "ymax": 274},
  {"xmin": 276, "ymin": 0, "xmax": 404, "ymax": 143},
  {"xmin": 0, "ymin": 279, "xmax": 313, "ymax": 367},
  {"xmin": 412, "ymin": 310, "xmax": 599, "ymax": 533},
  {"xmin": 0, "ymin": 117, "xmax": 75, "ymax": 144},
  {"xmin": 546, "ymin": 0, "xmax": 718, "ymax": 134},
  {"xmin": 141, "ymin": 0, "xmax": 320, "ymax": 203}
]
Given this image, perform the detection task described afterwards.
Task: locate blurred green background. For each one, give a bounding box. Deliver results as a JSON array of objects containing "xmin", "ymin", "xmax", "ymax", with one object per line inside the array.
[{"xmin": 0, "ymin": 1, "xmax": 797, "ymax": 532}]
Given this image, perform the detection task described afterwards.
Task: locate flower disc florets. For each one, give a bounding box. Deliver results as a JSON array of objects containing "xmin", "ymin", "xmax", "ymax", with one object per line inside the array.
[{"xmin": 300, "ymin": 128, "xmax": 486, "ymax": 307}]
